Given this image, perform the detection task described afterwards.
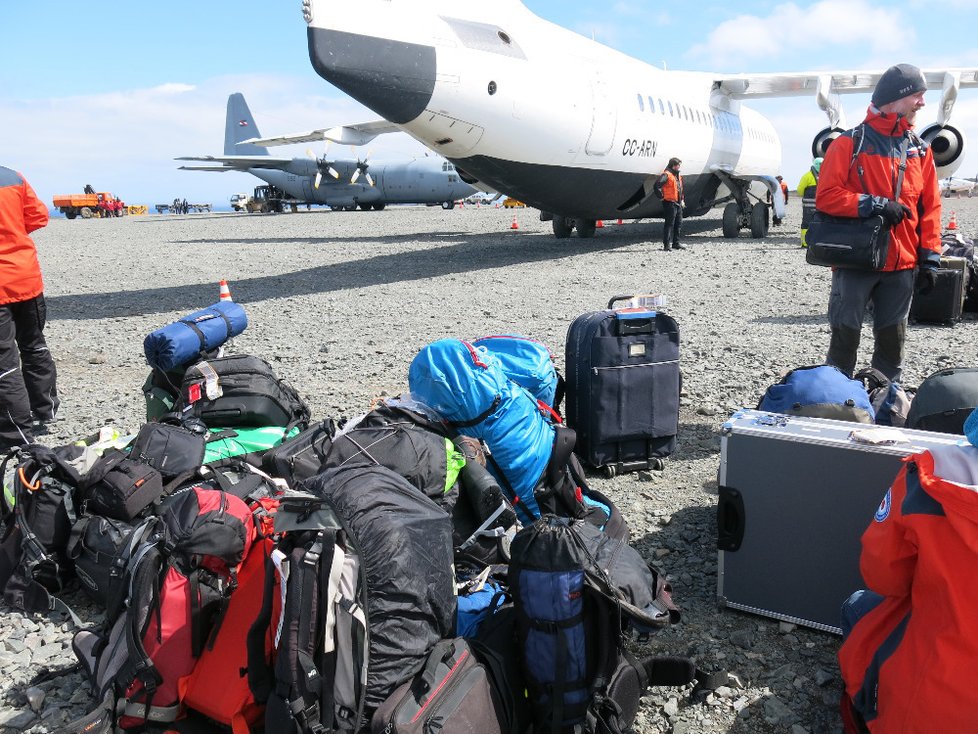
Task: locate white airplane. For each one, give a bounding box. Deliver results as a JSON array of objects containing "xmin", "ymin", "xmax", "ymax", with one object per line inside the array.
[
  {"xmin": 253, "ymin": 0, "xmax": 978, "ymax": 239},
  {"xmin": 939, "ymin": 176, "xmax": 977, "ymax": 198}
]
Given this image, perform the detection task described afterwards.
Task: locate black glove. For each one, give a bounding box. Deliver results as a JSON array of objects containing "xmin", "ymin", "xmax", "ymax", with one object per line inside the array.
[
  {"xmin": 916, "ymin": 268, "xmax": 938, "ymax": 296},
  {"xmin": 878, "ymin": 199, "xmax": 912, "ymax": 227}
]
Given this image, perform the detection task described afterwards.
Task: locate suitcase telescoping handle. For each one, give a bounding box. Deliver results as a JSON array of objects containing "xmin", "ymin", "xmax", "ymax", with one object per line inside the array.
[{"xmin": 608, "ymin": 294, "xmax": 636, "ymax": 309}]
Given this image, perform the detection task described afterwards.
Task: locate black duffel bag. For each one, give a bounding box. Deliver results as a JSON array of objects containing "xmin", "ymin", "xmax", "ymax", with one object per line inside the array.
[{"xmin": 805, "ymin": 212, "xmax": 890, "ymax": 270}]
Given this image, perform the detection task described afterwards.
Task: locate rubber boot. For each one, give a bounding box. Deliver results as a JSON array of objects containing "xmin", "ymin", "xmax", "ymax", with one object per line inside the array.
[
  {"xmin": 826, "ymin": 326, "xmax": 861, "ymax": 378},
  {"xmin": 871, "ymin": 322, "xmax": 906, "ymax": 382}
]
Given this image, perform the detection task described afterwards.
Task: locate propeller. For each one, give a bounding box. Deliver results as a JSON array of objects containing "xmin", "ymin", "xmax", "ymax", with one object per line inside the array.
[
  {"xmin": 306, "ymin": 141, "xmax": 339, "ymax": 189},
  {"xmin": 350, "ymin": 149, "xmax": 374, "ymax": 186}
]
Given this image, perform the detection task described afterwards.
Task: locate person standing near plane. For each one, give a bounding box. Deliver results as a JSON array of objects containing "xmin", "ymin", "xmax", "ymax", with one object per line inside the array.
[
  {"xmin": 0, "ymin": 166, "xmax": 59, "ymax": 450},
  {"xmin": 797, "ymin": 157, "xmax": 822, "ymax": 248},
  {"xmin": 654, "ymin": 157, "xmax": 685, "ymax": 251},
  {"xmin": 816, "ymin": 63, "xmax": 941, "ymax": 382}
]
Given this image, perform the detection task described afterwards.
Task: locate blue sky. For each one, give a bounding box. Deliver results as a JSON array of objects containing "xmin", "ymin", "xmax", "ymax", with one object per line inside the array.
[{"xmin": 3, "ymin": 0, "xmax": 977, "ymax": 210}]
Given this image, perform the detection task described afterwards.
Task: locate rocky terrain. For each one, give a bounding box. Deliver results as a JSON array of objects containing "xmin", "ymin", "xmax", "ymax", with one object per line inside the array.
[{"xmin": 1, "ymin": 196, "xmax": 975, "ymax": 733}]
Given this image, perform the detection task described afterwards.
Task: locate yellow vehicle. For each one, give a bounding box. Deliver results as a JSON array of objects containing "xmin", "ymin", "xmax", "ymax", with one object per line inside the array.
[{"xmin": 503, "ymin": 197, "xmax": 526, "ymax": 208}]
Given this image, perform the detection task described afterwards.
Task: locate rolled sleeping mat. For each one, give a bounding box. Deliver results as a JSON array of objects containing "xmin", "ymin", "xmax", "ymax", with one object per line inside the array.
[{"xmin": 143, "ymin": 301, "xmax": 248, "ymax": 372}]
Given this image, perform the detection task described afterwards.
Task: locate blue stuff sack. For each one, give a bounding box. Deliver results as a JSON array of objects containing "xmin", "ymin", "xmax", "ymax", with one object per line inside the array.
[
  {"xmin": 143, "ymin": 301, "xmax": 248, "ymax": 372},
  {"xmin": 472, "ymin": 334, "xmax": 561, "ymax": 409},
  {"xmin": 758, "ymin": 365, "xmax": 875, "ymax": 423},
  {"xmin": 408, "ymin": 339, "xmax": 554, "ymax": 520},
  {"xmin": 456, "ymin": 579, "xmax": 506, "ymax": 638}
]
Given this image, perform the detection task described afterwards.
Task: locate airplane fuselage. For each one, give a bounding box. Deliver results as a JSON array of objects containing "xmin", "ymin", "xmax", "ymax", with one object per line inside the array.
[
  {"xmin": 247, "ymin": 157, "xmax": 475, "ymax": 208},
  {"xmin": 304, "ymin": 0, "xmax": 781, "ymax": 219}
]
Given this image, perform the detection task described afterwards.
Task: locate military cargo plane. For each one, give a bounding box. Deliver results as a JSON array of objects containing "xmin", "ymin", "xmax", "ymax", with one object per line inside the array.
[
  {"xmin": 252, "ymin": 0, "xmax": 978, "ymax": 238},
  {"xmin": 177, "ymin": 93, "xmax": 477, "ymax": 211}
]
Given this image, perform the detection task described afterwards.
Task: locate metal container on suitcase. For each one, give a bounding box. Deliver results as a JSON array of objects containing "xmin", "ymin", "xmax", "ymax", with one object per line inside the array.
[
  {"xmin": 565, "ymin": 295, "xmax": 679, "ymax": 477},
  {"xmin": 717, "ymin": 409, "xmax": 964, "ymax": 634}
]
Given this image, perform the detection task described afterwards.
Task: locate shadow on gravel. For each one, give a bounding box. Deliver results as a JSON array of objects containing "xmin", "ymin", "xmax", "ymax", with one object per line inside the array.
[
  {"xmin": 753, "ymin": 313, "xmax": 827, "ymax": 325},
  {"xmin": 46, "ymin": 235, "xmax": 642, "ymax": 320}
]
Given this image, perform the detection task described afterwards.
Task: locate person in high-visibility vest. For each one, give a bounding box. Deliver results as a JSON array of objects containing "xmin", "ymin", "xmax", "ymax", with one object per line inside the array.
[
  {"xmin": 797, "ymin": 157, "xmax": 822, "ymax": 248},
  {"xmin": 654, "ymin": 157, "xmax": 685, "ymax": 251}
]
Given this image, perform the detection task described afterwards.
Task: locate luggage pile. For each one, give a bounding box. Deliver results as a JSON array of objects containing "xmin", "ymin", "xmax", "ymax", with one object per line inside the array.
[{"xmin": 0, "ymin": 309, "xmax": 698, "ymax": 733}]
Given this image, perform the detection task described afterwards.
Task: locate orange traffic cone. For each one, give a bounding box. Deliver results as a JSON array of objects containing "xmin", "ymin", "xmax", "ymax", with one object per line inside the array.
[
  {"xmin": 947, "ymin": 211, "xmax": 958, "ymax": 230},
  {"xmin": 219, "ymin": 279, "xmax": 233, "ymax": 302},
  {"xmin": 510, "ymin": 214, "xmax": 520, "ymax": 230},
  {"xmin": 596, "ymin": 219, "xmax": 604, "ymax": 228}
]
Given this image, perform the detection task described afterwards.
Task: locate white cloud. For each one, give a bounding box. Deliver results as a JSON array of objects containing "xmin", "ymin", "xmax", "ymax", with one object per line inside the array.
[{"xmin": 687, "ymin": 0, "xmax": 912, "ymax": 68}]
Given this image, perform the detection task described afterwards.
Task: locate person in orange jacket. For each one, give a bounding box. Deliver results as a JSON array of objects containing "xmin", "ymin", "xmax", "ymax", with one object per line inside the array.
[
  {"xmin": 815, "ymin": 63, "xmax": 941, "ymax": 382},
  {"xmin": 0, "ymin": 166, "xmax": 59, "ymax": 450},
  {"xmin": 838, "ymin": 407, "xmax": 978, "ymax": 733},
  {"xmin": 653, "ymin": 157, "xmax": 686, "ymax": 251}
]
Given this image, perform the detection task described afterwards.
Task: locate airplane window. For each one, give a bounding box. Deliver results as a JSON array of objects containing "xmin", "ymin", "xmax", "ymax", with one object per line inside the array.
[
  {"xmin": 648, "ymin": 96, "xmax": 655, "ymax": 113},
  {"xmin": 695, "ymin": 110, "xmax": 701, "ymax": 124},
  {"xmin": 658, "ymin": 99, "xmax": 665, "ymax": 115},
  {"xmin": 668, "ymin": 101, "xmax": 673, "ymax": 116},
  {"xmin": 637, "ymin": 94, "xmax": 644, "ymax": 112}
]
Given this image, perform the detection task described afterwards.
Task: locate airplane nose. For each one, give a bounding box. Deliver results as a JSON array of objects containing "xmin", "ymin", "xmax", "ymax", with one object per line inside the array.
[{"xmin": 308, "ymin": 27, "xmax": 435, "ymax": 125}]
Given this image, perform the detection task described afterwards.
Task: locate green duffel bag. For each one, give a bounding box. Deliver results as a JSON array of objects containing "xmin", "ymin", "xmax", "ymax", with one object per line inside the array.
[{"xmin": 204, "ymin": 425, "xmax": 301, "ymax": 467}]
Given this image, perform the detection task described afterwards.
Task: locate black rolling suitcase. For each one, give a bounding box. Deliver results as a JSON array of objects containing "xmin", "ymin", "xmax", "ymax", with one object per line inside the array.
[
  {"xmin": 909, "ymin": 257, "xmax": 968, "ymax": 325},
  {"xmin": 565, "ymin": 295, "xmax": 680, "ymax": 476}
]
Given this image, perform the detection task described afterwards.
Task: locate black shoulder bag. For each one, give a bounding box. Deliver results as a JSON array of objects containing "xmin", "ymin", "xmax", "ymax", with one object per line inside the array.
[{"xmin": 806, "ymin": 129, "xmax": 910, "ymax": 270}]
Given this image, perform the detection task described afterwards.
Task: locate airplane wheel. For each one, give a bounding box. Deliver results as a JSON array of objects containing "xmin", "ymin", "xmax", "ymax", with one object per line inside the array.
[
  {"xmin": 552, "ymin": 215, "xmax": 573, "ymax": 238},
  {"xmin": 721, "ymin": 202, "xmax": 740, "ymax": 238},
  {"xmin": 344, "ymin": 205, "xmax": 357, "ymax": 212},
  {"xmin": 372, "ymin": 203, "xmax": 386, "ymax": 210},
  {"xmin": 442, "ymin": 201, "xmax": 456, "ymax": 210},
  {"xmin": 359, "ymin": 204, "xmax": 371, "ymax": 211},
  {"xmin": 575, "ymin": 218, "xmax": 596, "ymax": 238},
  {"xmin": 750, "ymin": 203, "xmax": 770, "ymax": 238}
]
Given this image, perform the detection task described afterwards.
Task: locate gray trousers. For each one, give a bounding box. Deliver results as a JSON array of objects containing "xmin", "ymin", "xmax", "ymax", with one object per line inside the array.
[{"xmin": 825, "ymin": 268, "xmax": 915, "ymax": 382}]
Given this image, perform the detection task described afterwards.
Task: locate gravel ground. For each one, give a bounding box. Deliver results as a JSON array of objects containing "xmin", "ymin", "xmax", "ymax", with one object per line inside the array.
[{"xmin": 1, "ymin": 197, "xmax": 975, "ymax": 734}]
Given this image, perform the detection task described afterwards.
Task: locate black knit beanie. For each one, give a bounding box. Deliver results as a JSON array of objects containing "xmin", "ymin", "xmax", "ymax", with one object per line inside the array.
[{"xmin": 872, "ymin": 64, "xmax": 926, "ymax": 107}]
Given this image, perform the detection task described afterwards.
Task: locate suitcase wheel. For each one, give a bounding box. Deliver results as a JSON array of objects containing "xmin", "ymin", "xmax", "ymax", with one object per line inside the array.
[{"xmin": 602, "ymin": 465, "xmax": 617, "ymax": 479}]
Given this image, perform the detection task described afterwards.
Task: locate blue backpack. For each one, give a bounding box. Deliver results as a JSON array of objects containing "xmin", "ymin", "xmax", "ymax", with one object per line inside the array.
[
  {"xmin": 472, "ymin": 334, "xmax": 563, "ymax": 411},
  {"xmin": 508, "ymin": 516, "xmax": 689, "ymax": 733},
  {"xmin": 758, "ymin": 365, "xmax": 875, "ymax": 423}
]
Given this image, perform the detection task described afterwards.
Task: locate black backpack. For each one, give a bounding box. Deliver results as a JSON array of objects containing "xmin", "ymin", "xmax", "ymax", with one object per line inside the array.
[
  {"xmin": 175, "ymin": 354, "xmax": 311, "ymax": 430},
  {"xmin": 248, "ymin": 465, "xmax": 457, "ymax": 732},
  {"xmin": 905, "ymin": 367, "xmax": 978, "ymax": 434},
  {"xmin": 508, "ymin": 515, "xmax": 688, "ymax": 734},
  {"xmin": 0, "ymin": 444, "xmax": 86, "ymax": 620}
]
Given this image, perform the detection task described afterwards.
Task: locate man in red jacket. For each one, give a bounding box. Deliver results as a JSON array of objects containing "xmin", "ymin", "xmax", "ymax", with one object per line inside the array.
[
  {"xmin": 815, "ymin": 64, "xmax": 941, "ymax": 381},
  {"xmin": 0, "ymin": 166, "xmax": 59, "ymax": 450},
  {"xmin": 838, "ymin": 407, "xmax": 978, "ymax": 732}
]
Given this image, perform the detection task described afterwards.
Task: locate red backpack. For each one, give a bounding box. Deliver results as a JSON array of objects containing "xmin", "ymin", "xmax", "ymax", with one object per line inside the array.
[
  {"xmin": 179, "ymin": 497, "xmax": 281, "ymax": 732},
  {"xmin": 64, "ymin": 486, "xmax": 255, "ymax": 732}
]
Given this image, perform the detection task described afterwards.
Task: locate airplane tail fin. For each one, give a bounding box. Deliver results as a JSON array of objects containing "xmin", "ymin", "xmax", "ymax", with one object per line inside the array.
[{"xmin": 224, "ymin": 93, "xmax": 267, "ymax": 156}]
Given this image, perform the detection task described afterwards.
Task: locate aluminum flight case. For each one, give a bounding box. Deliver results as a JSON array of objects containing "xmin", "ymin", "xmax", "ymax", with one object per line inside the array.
[{"xmin": 717, "ymin": 409, "xmax": 964, "ymax": 634}]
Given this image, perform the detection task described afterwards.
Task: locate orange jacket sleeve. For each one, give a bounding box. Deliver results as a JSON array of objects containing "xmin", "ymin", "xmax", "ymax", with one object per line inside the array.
[
  {"xmin": 859, "ymin": 463, "xmax": 917, "ymax": 598},
  {"xmin": 21, "ymin": 175, "xmax": 49, "ymax": 234},
  {"xmin": 814, "ymin": 135, "xmax": 863, "ymax": 218},
  {"xmin": 914, "ymin": 147, "xmax": 943, "ymax": 268}
]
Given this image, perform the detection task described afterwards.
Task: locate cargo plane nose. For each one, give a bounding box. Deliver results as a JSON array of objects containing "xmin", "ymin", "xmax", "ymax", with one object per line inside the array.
[{"xmin": 307, "ymin": 27, "xmax": 436, "ymax": 125}]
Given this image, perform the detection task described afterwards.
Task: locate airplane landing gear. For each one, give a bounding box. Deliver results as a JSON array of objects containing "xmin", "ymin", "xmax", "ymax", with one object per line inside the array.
[
  {"xmin": 575, "ymin": 218, "xmax": 597, "ymax": 238},
  {"xmin": 722, "ymin": 202, "xmax": 740, "ymax": 238},
  {"xmin": 552, "ymin": 215, "xmax": 573, "ymax": 238}
]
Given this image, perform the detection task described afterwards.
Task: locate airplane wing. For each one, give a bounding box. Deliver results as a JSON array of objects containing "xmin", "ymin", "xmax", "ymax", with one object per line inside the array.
[
  {"xmin": 174, "ymin": 155, "xmax": 297, "ymax": 171},
  {"xmin": 241, "ymin": 120, "xmax": 401, "ymax": 148},
  {"xmin": 713, "ymin": 68, "xmax": 978, "ymax": 128},
  {"xmin": 713, "ymin": 68, "xmax": 978, "ymax": 99}
]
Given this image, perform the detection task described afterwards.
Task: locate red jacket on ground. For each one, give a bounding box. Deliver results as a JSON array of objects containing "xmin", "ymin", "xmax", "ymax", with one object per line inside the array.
[
  {"xmin": 0, "ymin": 167, "xmax": 47, "ymax": 306},
  {"xmin": 838, "ymin": 445, "xmax": 978, "ymax": 732},
  {"xmin": 815, "ymin": 107, "xmax": 942, "ymax": 272}
]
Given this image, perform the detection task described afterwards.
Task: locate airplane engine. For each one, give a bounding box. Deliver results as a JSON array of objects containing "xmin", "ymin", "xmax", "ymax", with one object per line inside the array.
[
  {"xmin": 811, "ymin": 127, "xmax": 846, "ymax": 159},
  {"xmin": 920, "ymin": 123, "xmax": 966, "ymax": 179}
]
